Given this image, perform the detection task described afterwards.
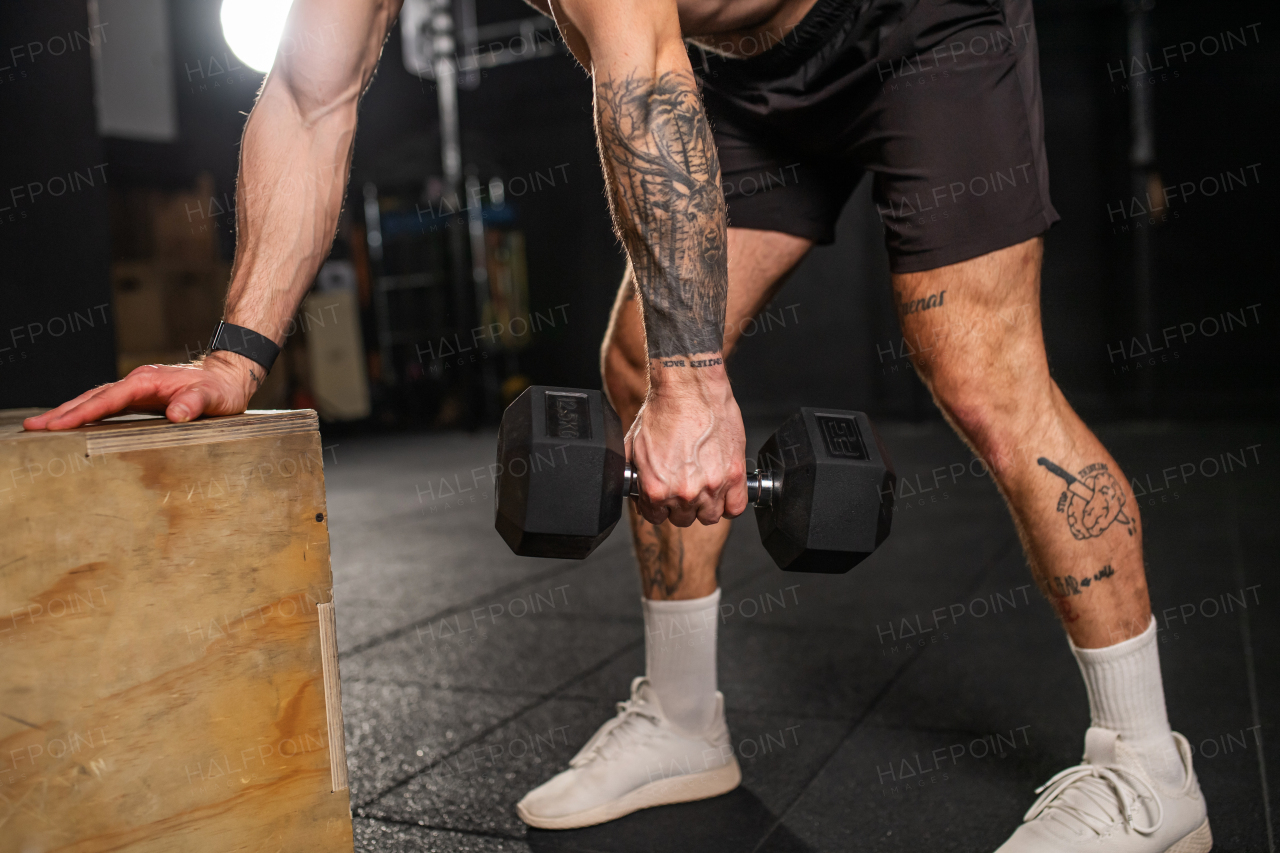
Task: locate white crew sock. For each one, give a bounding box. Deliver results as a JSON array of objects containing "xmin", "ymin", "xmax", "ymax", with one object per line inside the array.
[
  {"xmin": 1070, "ymin": 616, "xmax": 1186, "ymax": 788},
  {"xmin": 642, "ymin": 589, "xmax": 720, "ymax": 735}
]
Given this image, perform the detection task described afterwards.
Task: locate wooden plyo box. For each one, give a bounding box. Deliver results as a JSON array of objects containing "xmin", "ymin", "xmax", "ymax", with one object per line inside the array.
[{"xmin": 0, "ymin": 410, "xmax": 352, "ymax": 852}]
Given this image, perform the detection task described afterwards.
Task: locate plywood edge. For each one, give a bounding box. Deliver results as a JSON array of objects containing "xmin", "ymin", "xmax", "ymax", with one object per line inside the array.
[
  {"xmin": 82, "ymin": 410, "xmax": 319, "ymax": 455},
  {"xmin": 0, "ymin": 407, "xmax": 48, "ymax": 426},
  {"xmin": 317, "ymin": 602, "xmax": 349, "ymax": 793}
]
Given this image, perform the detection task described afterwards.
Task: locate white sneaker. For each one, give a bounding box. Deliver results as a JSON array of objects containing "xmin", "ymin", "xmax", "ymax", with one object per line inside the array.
[
  {"xmin": 516, "ymin": 677, "xmax": 741, "ymax": 829},
  {"xmin": 996, "ymin": 727, "xmax": 1212, "ymax": 852}
]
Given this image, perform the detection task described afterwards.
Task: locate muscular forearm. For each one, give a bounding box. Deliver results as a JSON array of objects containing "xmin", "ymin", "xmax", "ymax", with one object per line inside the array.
[
  {"xmin": 598, "ymin": 68, "xmax": 728, "ymax": 363},
  {"xmin": 222, "ymin": 0, "xmax": 398, "ymax": 357},
  {"xmin": 589, "ymin": 29, "xmax": 729, "ymax": 388},
  {"xmin": 224, "ymin": 82, "xmax": 356, "ymax": 347},
  {"xmin": 23, "ymin": 0, "xmax": 401, "ymax": 429}
]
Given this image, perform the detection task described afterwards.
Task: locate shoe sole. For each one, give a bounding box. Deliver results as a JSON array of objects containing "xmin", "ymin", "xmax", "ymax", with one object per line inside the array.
[
  {"xmin": 1165, "ymin": 818, "xmax": 1212, "ymax": 853},
  {"xmin": 517, "ymin": 758, "xmax": 742, "ymax": 830}
]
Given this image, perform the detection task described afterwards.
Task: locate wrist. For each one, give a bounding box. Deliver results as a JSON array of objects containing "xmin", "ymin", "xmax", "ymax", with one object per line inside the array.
[
  {"xmin": 648, "ymin": 353, "xmax": 731, "ymax": 396},
  {"xmin": 203, "ymin": 350, "xmax": 264, "ymax": 398}
]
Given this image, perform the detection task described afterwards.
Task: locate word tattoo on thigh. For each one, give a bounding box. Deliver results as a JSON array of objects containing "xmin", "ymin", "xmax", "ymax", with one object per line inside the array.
[
  {"xmin": 1037, "ymin": 457, "xmax": 1135, "ymax": 539},
  {"xmin": 1051, "ymin": 564, "xmax": 1115, "ymax": 598},
  {"xmin": 900, "ymin": 290, "xmax": 946, "ymax": 316}
]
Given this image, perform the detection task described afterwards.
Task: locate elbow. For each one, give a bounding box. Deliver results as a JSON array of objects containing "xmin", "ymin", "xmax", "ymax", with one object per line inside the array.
[
  {"xmin": 270, "ymin": 0, "xmax": 397, "ymax": 126},
  {"xmin": 272, "ymin": 55, "xmax": 368, "ymax": 129}
]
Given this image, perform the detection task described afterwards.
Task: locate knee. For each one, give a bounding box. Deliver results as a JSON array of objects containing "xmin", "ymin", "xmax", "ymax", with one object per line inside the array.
[{"xmin": 925, "ymin": 362, "xmax": 1047, "ymax": 472}]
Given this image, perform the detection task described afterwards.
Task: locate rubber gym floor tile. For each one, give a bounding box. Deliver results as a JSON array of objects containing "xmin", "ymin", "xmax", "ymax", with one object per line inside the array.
[
  {"xmin": 331, "ymin": 423, "xmax": 1278, "ymax": 851},
  {"xmin": 1173, "ymin": 716, "xmax": 1273, "ymax": 853},
  {"xmin": 364, "ymin": 697, "xmax": 615, "ymax": 836},
  {"xmin": 563, "ymin": 617, "xmax": 906, "ymax": 720},
  {"xmin": 717, "ymin": 624, "xmax": 908, "ymax": 718},
  {"xmin": 485, "ymin": 535, "xmax": 668, "ymax": 622},
  {"xmin": 343, "ymin": 679, "xmax": 531, "ymax": 805},
  {"xmin": 347, "ymin": 612, "xmax": 640, "ymax": 695},
  {"xmin": 864, "ymin": 550, "xmax": 1082, "ymax": 736},
  {"xmin": 325, "ymin": 429, "xmax": 563, "ymax": 651},
  {"xmin": 329, "ymin": 502, "xmax": 576, "ymax": 653},
  {"xmin": 354, "ymin": 817, "xmax": 530, "ymax": 852},
  {"xmin": 551, "ymin": 642, "xmax": 646, "ymax": 703},
  {"xmin": 706, "ymin": 520, "xmax": 1018, "ymax": 636},
  {"xmin": 364, "ymin": 699, "xmax": 848, "ymax": 852},
  {"xmin": 558, "ymin": 530, "xmax": 1022, "ymax": 716},
  {"xmin": 724, "ymin": 712, "xmax": 850, "ymax": 816},
  {"xmin": 713, "ymin": 543, "xmax": 1028, "ymax": 721},
  {"xmin": 327, "ymin": 434, "xmax": 774, "ymax": 652},
  {"xmin": 756, "ymin": 723, "xmax": 1041, "ymax": 853},
  {"xmin": 1215, "ymin": 481, "xmax": 1280, "ymax": 853},
  {"xmin": 1148, "ymin": 573, "xmax": 1274, "ymax": 850},
  {"xmin": 861, "ymin": 472, "xmax": 1278, "ymax": 848}
]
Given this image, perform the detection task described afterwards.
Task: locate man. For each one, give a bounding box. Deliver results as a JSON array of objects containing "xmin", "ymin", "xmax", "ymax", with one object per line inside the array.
[{"xmin": 26, "ymin": 0, "xmax": 1211, "ymax": 848}]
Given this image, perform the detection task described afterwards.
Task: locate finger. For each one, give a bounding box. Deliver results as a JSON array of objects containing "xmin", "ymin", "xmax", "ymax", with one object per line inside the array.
[
  {"xmin": 166, "ymin": 387, "xmax": 210, "ymax": 423},
  {"xmin": 637, "ymin": 497, "xmax": 670, "ymax": 526},
  {"xmin": 693, "ymin": 487, "xmax": 726, "ymax": 526},
  {"xmin": 47, "ymin": 375, "xmax": 159, "ymax": 430},
  {"xmin": 639, "ymin": 476, "xmax": 688, "ymax": 526},
  {"xmin": 23, "ymin": 385, "xmax": 109, "ymax": 430},
  {"xmin": 695, "ymin": 502, "xmax": 724, "ymax": 526},
  {"xmin": 723, "ymin": 475, "xmax": 749, "ymax": 519},
  {"xmin": 664, "ymin": 500, "xmax": 698, "ymax": 528}
]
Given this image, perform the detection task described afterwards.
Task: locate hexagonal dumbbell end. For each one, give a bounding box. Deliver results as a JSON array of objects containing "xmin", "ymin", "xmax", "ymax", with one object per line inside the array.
[
  {"xmin": 754, "ymin": 408, "xmax": 896, "ymax": 573},
  {"xmin": 494, "ymin": 386, "xmax": 626, "ymax": 559}
]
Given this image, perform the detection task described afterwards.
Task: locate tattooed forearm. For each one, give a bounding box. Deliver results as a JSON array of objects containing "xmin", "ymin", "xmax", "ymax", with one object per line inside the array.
[{"xmin": 596, "ymin": 70, "xmax": 728, "ymax": 361}]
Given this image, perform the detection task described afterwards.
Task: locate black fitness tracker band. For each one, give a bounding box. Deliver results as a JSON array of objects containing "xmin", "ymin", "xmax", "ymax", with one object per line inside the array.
[{"xmin": 208, "ymin": 321, "xmax": 281, "ymax": 372}]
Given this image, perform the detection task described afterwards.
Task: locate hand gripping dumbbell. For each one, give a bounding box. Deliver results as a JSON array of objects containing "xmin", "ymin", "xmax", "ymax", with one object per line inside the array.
[{"xmin": 494, "ymin": 386, "xmax": 896, "ymax": 573}]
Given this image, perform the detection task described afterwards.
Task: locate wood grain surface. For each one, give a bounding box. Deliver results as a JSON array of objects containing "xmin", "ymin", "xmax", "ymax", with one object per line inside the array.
[{"xmin": 0, "ymin": 411, "xmax": 353, "ymax": 852}]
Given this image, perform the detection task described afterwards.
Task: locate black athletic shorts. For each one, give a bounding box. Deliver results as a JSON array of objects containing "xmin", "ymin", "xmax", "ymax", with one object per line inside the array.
[{"xmin": 690, "ymin": 0, "xmax": 1060, "ymax": 273}]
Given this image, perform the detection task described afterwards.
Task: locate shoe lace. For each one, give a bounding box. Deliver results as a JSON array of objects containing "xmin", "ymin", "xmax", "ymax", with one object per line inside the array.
[
  {"xmin": 569, "ymin": 681, "xmax": 662, "ymax": 768},
  {"xmin": 1025, "ymin": 760, "xmax": 1164, "ymax": 836}
]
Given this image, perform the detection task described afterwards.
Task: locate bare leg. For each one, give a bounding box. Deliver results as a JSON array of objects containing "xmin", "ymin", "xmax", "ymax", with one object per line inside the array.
[
  {"xmin": 895, "ymin": 237, "xmax": 1150, "ymax": 647},
  {"xmin": 602, "ymin": 228, "xmax": 812, "ymax": 600}
]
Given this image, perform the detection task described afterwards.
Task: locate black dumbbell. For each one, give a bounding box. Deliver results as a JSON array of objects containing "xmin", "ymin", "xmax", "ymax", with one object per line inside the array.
[{"xmin": 494, "ymin": 385, "xmax": 896, "ymax": 573}]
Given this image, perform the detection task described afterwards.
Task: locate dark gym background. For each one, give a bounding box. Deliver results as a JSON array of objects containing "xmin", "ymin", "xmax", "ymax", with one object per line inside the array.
[{"xmin": 1, "ymin": 2, "xmax": 1276, "ymax": 852}]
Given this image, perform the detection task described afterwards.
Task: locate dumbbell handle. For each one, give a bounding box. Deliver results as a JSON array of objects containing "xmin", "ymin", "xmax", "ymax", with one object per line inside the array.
[{"xmin": 623, "ymin": 464, "xmax": 776, "ymax": 507}]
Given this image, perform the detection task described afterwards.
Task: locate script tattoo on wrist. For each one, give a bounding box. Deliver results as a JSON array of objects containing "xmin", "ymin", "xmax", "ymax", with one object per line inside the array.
[
  {"xmin": 657, "ymin": 356, "xmax": 723, "ymax": 369},
  {"xmin": 597, "ymin": 70, "xmax": 728, "ymax": 361}
]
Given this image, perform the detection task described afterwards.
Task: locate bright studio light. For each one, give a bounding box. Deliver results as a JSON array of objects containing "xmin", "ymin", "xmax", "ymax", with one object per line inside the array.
[{"xmin": 220, "ymin": 0, "xmax": 295, "ymax": 74}]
